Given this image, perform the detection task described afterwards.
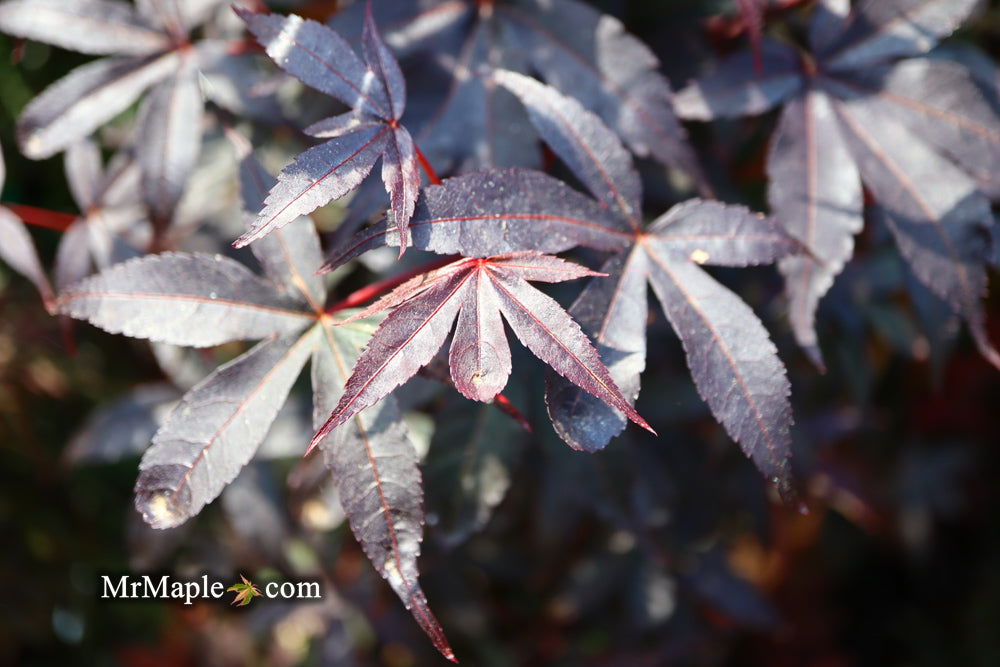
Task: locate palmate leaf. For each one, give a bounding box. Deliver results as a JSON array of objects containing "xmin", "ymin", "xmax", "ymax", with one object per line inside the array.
[
  {"xmin": 309, "ymin": 252, "xmax": 655, "ymax": 453},
  {"xmin": 234, "ymin": 6, "xmax": 422, "ymax": 250},
  {"xmin": 0, "ymin": 0, "xmax": 275, "ymax": 225},
  {"xmin": 54, "ymin": 146, "xmax": 455, "ymax": 661},
  {"xmin": 675, "ymin": 0, "xmax": 1000, "ymax": 369},
  {"xmin": 330, "ymin": 71, "xmax": 798, "ymax": 486},
  {"xmin": 328, "ymin": 72, "xmax": 798, "ymax": 485},
  {"xmin": 330, "ymin": 0, "xmax": 707, "ymax": 189},
  {"xmin": 496, "ymin": 73, "xmax": 797, "ymax": 486}
]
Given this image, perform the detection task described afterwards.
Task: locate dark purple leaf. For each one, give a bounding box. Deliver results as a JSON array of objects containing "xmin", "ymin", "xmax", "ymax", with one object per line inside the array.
[
  {"xmin": 545, "ymin": 249, "xmax": 648, "ymax": 452},
  {"xmin": 502, "ymin": 0, "xmax": 703, "ymax": 184},
  {"xmin": 362, "ymin": 1, "xmax": 407, "ymax": 120},
  {"xmin": 323, "ymin": 168, "xmax": 631, "ymax": 271},
  {"xmin": 767, "ymin": 88, "xmax": 862, "ymax": 366},
  {"xmin": 840, "ymin": 60, "xmax": 1000, "ymax": 195},
  {"xmin": 135, "ymin": 330, "xmax": 314, "ymax": 528},
  {"xmin": 832, "ymin": 94, "xmax": 1000, "ymax": 369},
  {"xmin": 237, "ymin": 145, "xmax": 328, "ymax": 309},
  {"xmin": 674, "ymin": 40, "xmax": 804, "ymax": 120},
  {"xmin": 236, "ymin": 8, "xmax": 391, "ymax": 117},
  {"xmin": 55, "ymin": 252, "xmax": 314, "ymax": 346},
  {"xmin": 822, "ymin": 0, "xmax": 985, "ymax": 71},
  {"xmin": 235, "ymin": 125, "xmax": 390, "ymax": 247},
  {"xmin": 0, "ymin": 0, "xmax": 169, "ymax": 56},
  {"xmin": 681, "ymin": 0, "xmax": 999, "ymax": 370},
  {"xmin": 648, "ymin": 198, "xmax": 801, "ymax": 266},
  {"xmin": 645, "ymin": 247, "xmax": 793, "ymax": 490},
  {"xmin": 311, "ymin": 314, "xmax": 455, "ymax": 661},
  {"xmin": 137, "ymin": 62, "xmax": 205, "ymax": 226},
  {"xmin": 545, "ymin": 201, "xmax": 796, "ymax": 470},
  {"xmin": 236, "ymin": 9, "xmax": 424, "ymax": 250},
  {"xmin": 332, "ymin": 0, "xmax": 706, "ymax": 185},
  {"xmin": 496, "ymin": 70, "xmax": 642, "ymax": 224}
]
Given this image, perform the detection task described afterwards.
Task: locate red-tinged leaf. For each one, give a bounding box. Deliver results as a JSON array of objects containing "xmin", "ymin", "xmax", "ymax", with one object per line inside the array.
[
  {"xmin": 137, "ymin": 61, "xmax": 205, "ymax": 227},
  {"xmin": 767, "ymin": 88, "xmax": 862, "ymax": 367},
  {"xmin": 0, "ymin": 207, "xmax": 55, "ymax": 309},
  {"xmin": 644, "ymin": 243, "xmax": 793, "ymax": 492},
  {"xmin": 449, "ymin": 269, "xmax": 511, "ymax": 402},
  {"xmin": 674, "ymin": 39, "xmax": 804, "ymax": 121},
  {"xmin": 832, "ymin": 97, "xmax": 1000, "ymax": 369},
  {"xmin": 381, "ymin": 126, "xmax": 421, "ymax": 254},
  {"xmin": 16, "ymin": 52, "xmax": 180, "ymax": 159},
  {"xmin": 135, "ymin": 330, "xmax": 315, "ymax": 528},
  {"xmin": 312, "ymin": 253, "xmax": 648, "ymax": 450},
  {"xmin": 311, "ymin": 268, "xmax": 473, "ymax": 450},
  {"xmin": 55, "ymin": 252, "xmax": 314, "ymax": 347},
  {"xmin": 0, "ymin": 0, "xmax": 170, "ymax": 56},
  {"xmin": 323, "ymin": 168, "xmax": 631, "ymax": 271},
  {"xmin": 823, "ymin": 0, "xmax": 985, "ymax": 72},
  {"xmin": 487, "ymin": 262, "xmax": 653, "ymax": 435},
  {"xmin": 235, "ymin": 125, "xmax": 391, "ymax": 247},
  {"xmin": 311, "ymin": 316, "xmax": 455, "ymax": 661}
]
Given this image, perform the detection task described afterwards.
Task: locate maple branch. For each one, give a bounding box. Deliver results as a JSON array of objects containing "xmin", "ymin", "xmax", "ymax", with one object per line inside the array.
[
  {"xmin": 325, "ymin": 255, "xmax": 458, "ymax": 314},
  {"xmin": 413, "ymin": 143, "xmax": 442, "ymax": 186},
  {"xmin": 5, "ymin": 204, "xmax": 76, "ymax": 232}
]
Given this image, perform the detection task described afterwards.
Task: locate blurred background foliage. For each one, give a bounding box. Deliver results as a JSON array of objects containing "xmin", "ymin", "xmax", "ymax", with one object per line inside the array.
[{"xmin": 2, "ymin": 1, "xmax": 1000, "ymax": 665}]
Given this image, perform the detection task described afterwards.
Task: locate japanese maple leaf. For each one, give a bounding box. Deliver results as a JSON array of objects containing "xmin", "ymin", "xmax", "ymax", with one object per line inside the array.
[
  {"xmin": 227, "ymin": 574, "xmax": 262, "ymax": 606},
  {"xmin": 0, "ymin": 139, "xmax": 55, "ymax": 310},
  {"xmin": 54, "ymin": 142, "xmax": 456, "ymax": 662},
  {"xmin": 675, "ymin": 0, "xmax": 1000, "ymax": 370},
  {"xmin": 326, "ymin": 72, "xmax": 800, "ymax": 489},
  {"xmin": 234, "ymin": 5, "xmax": 423, "ymax": 251},
  {"xmin": 309, "ymin": 251, "xmax": 654, "ymax": 452},
  {"xmin": 328, "ymin": 0, "xmax": 707, "ymax": 190},
  {"xmin": 0, "ymin": 0, "xmax": 280, "ymax": 228}
]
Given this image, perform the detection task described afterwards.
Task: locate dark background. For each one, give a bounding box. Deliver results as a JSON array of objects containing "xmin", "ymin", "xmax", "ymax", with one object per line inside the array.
[{"xmin": 2, "ymin": 1, "xmax": 1000, "ymax": 665}]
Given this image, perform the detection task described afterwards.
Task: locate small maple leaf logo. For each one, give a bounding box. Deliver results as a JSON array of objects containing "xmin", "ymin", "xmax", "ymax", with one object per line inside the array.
[{"xmin": 227, "ymin": 575, "xmax": 262, "ymax": 607}]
